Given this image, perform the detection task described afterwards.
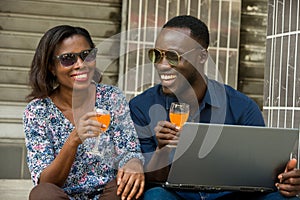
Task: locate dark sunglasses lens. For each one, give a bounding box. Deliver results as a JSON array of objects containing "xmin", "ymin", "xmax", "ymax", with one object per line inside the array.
[
  {"xmin": 148, "ymin": 49, "xmax": 162, "ymax": 63},
  {"xmin": 59, "ymin": 53, "xmax": 77, "ymax": 67},
  {"xmin": 165, "ymin": 51, "xmax": 179, "ymax": 66},
  {"xmin": 82, "ymin": 49, "xmax": 97, "ymax": 62}
]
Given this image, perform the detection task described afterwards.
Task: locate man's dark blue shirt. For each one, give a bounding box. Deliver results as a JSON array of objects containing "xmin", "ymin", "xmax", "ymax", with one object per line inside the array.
[{"xmin": 129, "ymin": 78, "xmax": 265, "ymax": 165}]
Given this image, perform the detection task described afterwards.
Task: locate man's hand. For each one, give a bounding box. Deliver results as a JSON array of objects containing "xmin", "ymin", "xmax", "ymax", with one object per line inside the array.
[
  {"xmin": 154, "ymin": 120, "xmax": 180, "ymax": 149},
  {"xmin": 276, "ymin": 158, "xmax": 300, "ymax": 197}
]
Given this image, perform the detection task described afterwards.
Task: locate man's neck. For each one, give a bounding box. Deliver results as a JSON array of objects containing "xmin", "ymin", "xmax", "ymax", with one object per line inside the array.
[{"xmin": 177, "ymin": 77, "xmax": 207, "ymax": 116}]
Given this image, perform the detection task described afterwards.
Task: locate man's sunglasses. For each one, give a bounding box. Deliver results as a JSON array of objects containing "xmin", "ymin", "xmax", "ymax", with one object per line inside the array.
[
  {"xmin": 54, "ymin": 48, "xmax": 98, "ymax": 67},
  {"xmin": 148, "ymin": 47, "xmax": 203, "ymax": 66}
]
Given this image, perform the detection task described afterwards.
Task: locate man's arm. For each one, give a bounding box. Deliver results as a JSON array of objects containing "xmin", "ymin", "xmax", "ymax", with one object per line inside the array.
[{"xmin": 129, "ymin": 101, "xmax": 176, "ymax": 182}]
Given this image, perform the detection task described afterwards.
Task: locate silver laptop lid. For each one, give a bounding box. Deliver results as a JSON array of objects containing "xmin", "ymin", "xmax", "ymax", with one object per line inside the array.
[{"xmin": 167, "ymin": 123, "xmax": 299, "ymax": 192}]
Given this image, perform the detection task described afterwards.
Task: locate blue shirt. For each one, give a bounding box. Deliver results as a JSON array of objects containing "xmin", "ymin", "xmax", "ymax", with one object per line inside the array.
[{"xmin": 129, "ymin": 78, "xmax": 265, "ymax": 165}]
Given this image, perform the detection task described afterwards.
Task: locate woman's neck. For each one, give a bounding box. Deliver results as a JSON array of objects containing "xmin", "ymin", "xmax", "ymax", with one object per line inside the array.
[
  {"xmin": 51, "ymin": 87, "xmax": 73, "ymax": 109},
  {"xmin": 50, "ymin": 84, "xmax": 96, "ymax": 125}
]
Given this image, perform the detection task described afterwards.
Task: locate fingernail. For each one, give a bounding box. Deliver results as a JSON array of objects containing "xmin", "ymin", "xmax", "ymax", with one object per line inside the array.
[{"xmin": 117, "ymin": 179, "xmax": 120, "ymax": 185}]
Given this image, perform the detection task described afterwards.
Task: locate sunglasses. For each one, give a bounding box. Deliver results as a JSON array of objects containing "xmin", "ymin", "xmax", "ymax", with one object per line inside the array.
[
  {"xmin": 54, "ymin": 48, "xmax": 98, "ymax": 67},
  {"xmin": 148, "ymin": 47, "xmax": 203, "ymax": 66}
]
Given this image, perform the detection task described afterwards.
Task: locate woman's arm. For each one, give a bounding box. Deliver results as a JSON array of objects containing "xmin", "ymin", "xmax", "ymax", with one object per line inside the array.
[{"xmin": 39, "ymin": 129, "xmax": 81, "ymax": 186}]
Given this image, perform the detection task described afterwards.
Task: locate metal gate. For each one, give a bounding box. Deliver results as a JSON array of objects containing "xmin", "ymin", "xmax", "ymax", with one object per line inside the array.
[{"xmin": 119, "ymin": 0, "xmax": 241, "ymax": 100}]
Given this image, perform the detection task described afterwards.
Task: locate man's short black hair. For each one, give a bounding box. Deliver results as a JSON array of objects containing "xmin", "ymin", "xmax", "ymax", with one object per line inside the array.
[{"xmin": 163, "ymin": 15, "xmax": 210, "ymax": 49}]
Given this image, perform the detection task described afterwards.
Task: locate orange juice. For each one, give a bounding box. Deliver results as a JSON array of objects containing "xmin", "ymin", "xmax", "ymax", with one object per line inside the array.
[
  {"xmin": 94, "ymin": 113, "xmax": 111, "ymax": 131},
  {"xmin": 169, "ymin": 112, "xmax": 189, "ymax": 127}
]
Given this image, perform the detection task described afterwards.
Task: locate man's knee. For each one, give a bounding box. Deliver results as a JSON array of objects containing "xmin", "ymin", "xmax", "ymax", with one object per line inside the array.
[{"xmin": 143, "ymin": 187, "xmax": 180, "ymax": 200}]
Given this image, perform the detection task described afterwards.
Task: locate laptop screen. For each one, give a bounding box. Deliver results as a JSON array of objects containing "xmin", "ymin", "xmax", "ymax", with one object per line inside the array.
[{"xmin": 166, "ymin": 123, "xmax": 299, "ymax": 192}]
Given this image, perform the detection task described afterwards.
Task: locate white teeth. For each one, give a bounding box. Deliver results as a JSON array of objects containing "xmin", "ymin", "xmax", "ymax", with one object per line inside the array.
[
  {"xmin": 74, "ymin": 74, "xmax": 87, "ymax": 79},
  {"xmin": 161, "ymin": 74, "xmax": 176, "ymax": 80}
]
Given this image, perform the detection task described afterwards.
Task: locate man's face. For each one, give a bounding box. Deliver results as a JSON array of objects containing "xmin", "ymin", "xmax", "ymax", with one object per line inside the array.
[{"xmin": 154, "ymin": 27, "xmax": 204, "ymax": 95}]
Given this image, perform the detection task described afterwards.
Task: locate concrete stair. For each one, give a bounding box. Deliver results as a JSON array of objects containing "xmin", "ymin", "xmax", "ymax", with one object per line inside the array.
[{"xmin": 0, "ymin": 179, "xmax": 33, "ymax": 200}]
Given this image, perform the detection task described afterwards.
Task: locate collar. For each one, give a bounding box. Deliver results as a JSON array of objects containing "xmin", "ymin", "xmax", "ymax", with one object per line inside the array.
[
  {"xmin": 158, "ymin": 86, "xmax": 178, "ymax": 111},
  {"xmin": 201, "ymin": 78, "xmax": 222, "ymax": 109}
]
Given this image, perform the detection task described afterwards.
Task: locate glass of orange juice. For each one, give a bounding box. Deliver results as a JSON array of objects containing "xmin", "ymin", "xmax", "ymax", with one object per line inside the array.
[
  {"xmin": 88, "ymin": 108, "xmax": 111, "ymax": 155},
  {"xmin": 168, "ymin": 102, "xmax": 189, "ymax": 148}
]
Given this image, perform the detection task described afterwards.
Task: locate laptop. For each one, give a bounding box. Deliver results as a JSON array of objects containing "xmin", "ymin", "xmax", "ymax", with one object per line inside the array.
[{"xmin": 162, "ymin": 122, "xmax": 299, "ymax": 192}]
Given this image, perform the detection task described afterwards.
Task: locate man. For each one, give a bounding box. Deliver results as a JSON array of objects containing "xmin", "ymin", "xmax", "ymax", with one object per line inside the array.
[{"xmin": 129, "ymin": 15, "xmax": 300, "ymax": 200}]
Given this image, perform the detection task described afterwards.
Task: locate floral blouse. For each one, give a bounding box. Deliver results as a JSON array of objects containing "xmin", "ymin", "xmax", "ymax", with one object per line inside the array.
[{"xmin": 23, "ymin": 83, "xmax": 144, "ymax": 199}]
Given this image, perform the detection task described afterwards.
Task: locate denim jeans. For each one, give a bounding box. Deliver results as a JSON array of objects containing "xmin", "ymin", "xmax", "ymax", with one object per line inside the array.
[
  {"xmin": 143, "ymin": 186, "xmax": 299, "ymax": 200},
  {"xmin": 143, "ymin": 187, "xmax": 230, "ymax": 200}
]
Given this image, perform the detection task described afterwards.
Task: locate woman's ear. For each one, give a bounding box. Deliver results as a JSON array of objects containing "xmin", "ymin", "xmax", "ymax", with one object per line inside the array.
[{"xmin": 50, "ymin": 66, "xmax": 56, "ymax": 77}]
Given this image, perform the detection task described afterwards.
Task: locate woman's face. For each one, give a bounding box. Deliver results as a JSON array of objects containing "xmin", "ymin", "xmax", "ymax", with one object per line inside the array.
[{"xmin": 52, "ymin": 34, "xmax": 96, "ymax": 92}]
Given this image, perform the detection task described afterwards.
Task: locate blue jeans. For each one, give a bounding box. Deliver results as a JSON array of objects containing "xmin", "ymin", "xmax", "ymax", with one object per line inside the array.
[
  {"xmin": 143, "ymin": 187, "xmax": 230, "ymax": 200},
  {"xmin": 143, "ymin": 186, "xmax": 299, "ymax": 200}
]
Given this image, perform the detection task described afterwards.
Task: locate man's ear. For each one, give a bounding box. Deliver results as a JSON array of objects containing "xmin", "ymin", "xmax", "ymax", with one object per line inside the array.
[{"xmin": 198, "ymin": 50, "xmax": 208, "ymax": 64}]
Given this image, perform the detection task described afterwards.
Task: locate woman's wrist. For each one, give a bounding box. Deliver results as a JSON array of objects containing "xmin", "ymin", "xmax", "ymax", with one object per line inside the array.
[{"xmin": 67, "ymin": 130, "xmax": 82, "ymax": 147}]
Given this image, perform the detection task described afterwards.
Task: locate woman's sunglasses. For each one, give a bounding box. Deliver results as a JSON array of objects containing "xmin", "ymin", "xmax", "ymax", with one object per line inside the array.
[
  {"xmin": 148, "ymin": 47, "xmax": 203, "ymax": 66},
  {"xmin": 54, "ymin": 48, "xmax": 98, "ymax": 67}
]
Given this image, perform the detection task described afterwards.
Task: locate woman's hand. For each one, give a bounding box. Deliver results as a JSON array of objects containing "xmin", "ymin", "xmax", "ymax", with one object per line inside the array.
[
  {"xmin": 116, "ymin": 158, "xmax": 145, "ymax": 200},
  {"xmin": 276, "ymin": 158, "xmax": 300, "ymax": 197},
  {"xmin": 76, "ymin": 111, "xmax": 105, "ymax": 143}
]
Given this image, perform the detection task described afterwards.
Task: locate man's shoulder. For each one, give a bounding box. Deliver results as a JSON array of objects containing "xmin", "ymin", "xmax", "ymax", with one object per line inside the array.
[
  {"xmin": 209, "ymin": 79, "xmax": 252, "ymax": 102},
  {"xmin": 224, "ymin": 83, "xmax": 253, "ymax": 103},
  {"xmin": 208, "ymin": 80, "xmax": 264, "ymax": 125},
  {"xmin": 209, "ymin": 79, "xmax": 260, "ymax": 109},
  {"xmin": 130, "ymin": 84, "xmax": 161, "ymax": 104}
]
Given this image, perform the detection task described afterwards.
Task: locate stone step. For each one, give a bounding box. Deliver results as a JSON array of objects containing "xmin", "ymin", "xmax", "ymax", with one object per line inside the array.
[
  {"xmin": 0, "ymin": 84, "xmax": 30, "ymax": 102},
  {"xmin": 0, "ymin": 13, "xmax": 119, "ymax": 37},
  {"xmin": 0, "ymin": 102, "xmax": 27, "ymax": 138},
  {"xmin": 0, "ymin": 66, "xmax": 29, "ymax": 86},
  {"xmin": 0, "ymin": 179, "xmax": 33, "ymax": 200},
  {"xmin": 238, "ymin": 78, "xmax": 264, "ymax": 95},
  {"xmin": 0, "ymin": 0, "xmax": 121, "ymax": 21},
  {"xmin": 239, "ymin": 60, "xmax": 265, "ymax": 79},
  {"xmin": 0, "ymin": 30, "xmax": 120, "ymax": 53}
]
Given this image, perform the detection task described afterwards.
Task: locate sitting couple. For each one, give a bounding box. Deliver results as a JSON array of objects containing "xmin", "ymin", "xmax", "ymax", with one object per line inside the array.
[{"xmin": 23, "ymin": 15, "xmax": 300, "ymax": 200}]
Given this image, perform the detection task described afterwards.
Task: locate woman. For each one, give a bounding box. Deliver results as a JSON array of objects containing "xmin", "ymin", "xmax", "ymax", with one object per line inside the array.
[{"xmin": 23, "ymin": 25, "xmax": 144, "ymax": 200}]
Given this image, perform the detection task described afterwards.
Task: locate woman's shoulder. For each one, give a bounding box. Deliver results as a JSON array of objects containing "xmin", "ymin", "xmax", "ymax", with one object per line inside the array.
[
  {"xmin": 95, "ymin": 83, "xmax": 124, "ymax": 96},
  {"xmin": 24, "ymin": 98, "xmax": 53, "ymax": 115}
]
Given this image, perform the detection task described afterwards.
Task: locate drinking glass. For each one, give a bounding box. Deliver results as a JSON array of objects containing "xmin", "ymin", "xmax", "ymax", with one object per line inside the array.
[
  {"xmin": 168, "ymin": 102, "xmax": 190, "ymax": 148},
  {"xmin": 87, "ymin": 108, "xmax": 111, "ymax": 155}
]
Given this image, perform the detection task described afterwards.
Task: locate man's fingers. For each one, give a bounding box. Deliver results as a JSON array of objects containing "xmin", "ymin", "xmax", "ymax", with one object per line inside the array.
[
  {"xmin": 285, "ymin": 159, "xmax": 297, "ymax": 172},
  {"xmin": 277, "ymin": 183, "xmax": 299, "ymax": 197},
  {"xmin": 156, "ymin": 132, "xmax": 177, "ymax": 140},
  {"xmin": 157, "ymin": 120, "xmax": 178, "ymax": 130}
]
